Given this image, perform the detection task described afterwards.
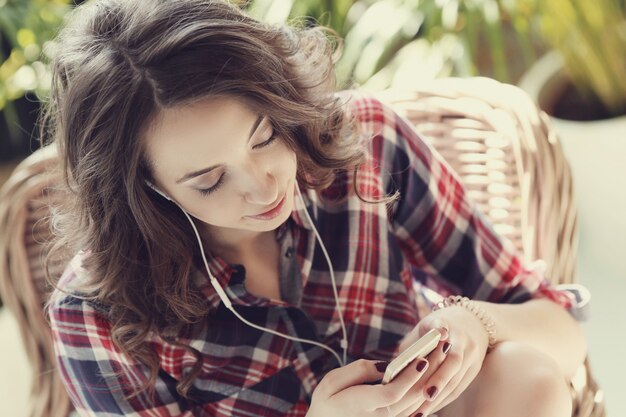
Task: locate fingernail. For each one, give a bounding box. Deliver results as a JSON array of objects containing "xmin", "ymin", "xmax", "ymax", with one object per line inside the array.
[
  {"xmin": 442, "ymin": 341, "xmax": 452, "ymax": 354},
  {"xmin": 438, "ymin": 327, "xmax": 449, "ymax": 338},
  {"xmin": 415, "ymin": 414, "xmax": 423, "ymax": 417},
  {"xmin": 427, "ymin": 386, "xmax": 438, "ymax": 399},
  {"xmin": 375, "ymin": 361, "xmax": 389, "ymax": 373},
  {"xmin": 416, "ymin": 359, "xmax": 428, "ymax": 372}
]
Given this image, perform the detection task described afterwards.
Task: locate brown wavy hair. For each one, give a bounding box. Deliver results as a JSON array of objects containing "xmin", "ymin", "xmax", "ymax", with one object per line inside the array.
[{"xmin": 42, "ymin": 0, "xmax": 399, "ymax": 400}]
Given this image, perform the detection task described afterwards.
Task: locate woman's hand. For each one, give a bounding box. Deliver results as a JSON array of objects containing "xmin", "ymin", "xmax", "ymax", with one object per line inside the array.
[
  {"xmin": 306, "ymin": 357, "xmax": 430, "ymax": 417},
  {"xmin": 393, "ymin": 305, "xmax": 491, "ymax": 417}
]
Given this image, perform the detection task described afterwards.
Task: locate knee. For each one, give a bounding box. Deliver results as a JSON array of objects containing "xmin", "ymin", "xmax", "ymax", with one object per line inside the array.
[{"xmin": 474, "ymin": 341, "xmax": 572, "ymax": 417}]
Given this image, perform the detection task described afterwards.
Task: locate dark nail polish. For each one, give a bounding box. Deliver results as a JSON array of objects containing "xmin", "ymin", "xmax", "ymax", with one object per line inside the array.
[
  {"xmin": 442, "ymin": 341, "xmax": 452, "ymax": 354},
  {"xmin": 427, "ymin": 386, "xmax": 438, "ymax": 399},
  {"xmin": 416, "ymin": 359, "xmax": 428, "ymax": 372},
  {"xmin": 375, "ymin": 361, "xmax": 389, "ymax": 373},
  {"xmin": 415, "ymin": 414, "xmax": 423, "ymax": 417}
]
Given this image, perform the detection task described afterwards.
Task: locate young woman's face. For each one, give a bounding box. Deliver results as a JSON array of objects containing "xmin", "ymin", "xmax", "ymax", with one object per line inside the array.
[{"xmin": 144, "ymin": 96, "xmax": 298, "ymax": 248}]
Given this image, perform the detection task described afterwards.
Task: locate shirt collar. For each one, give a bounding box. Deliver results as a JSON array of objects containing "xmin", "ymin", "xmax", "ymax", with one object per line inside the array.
[{"xmin": 191, "ymin": 182, "xmax": 317, "ymax": 311}]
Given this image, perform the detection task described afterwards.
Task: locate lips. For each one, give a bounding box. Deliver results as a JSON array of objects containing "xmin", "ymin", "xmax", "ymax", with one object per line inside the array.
[{"xmin": 257, "ymin": 192, "xmax": 285, "ymax": 216}]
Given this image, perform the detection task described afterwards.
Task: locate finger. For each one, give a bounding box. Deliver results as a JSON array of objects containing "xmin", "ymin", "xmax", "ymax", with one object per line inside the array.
[
  {"xmin": 393, "ymin": 385, "xmax": 427, "ymax": 417},
  {"xmin": 423, "ymin": 364, "xmax": 468, "ymax": 414},
  {"xmin": 384, "ymin": 358, "xmax": 429, "ymax": 415},
  {"xmin": 427, "ymin": 317, "xmax": 450, "ymax": 341},
  {"xmin": 420, "ymin": 343, "xmax": 463, "ymax": 404},
  {"xmin": 417, "ymin": 338, "xmax": 452, "ymax": 382},
  {"xmin": 372, "ymin": 356, "xmax": 430, "ymax": 409},
  {"xmin": 317, "ymin": 359, "xmax": 388, "ymax": 399},
  {"xmin": 397, "ymin": 395, "xmax": 426, "ymax": 417},
  {"xmin": 395, "ymin": 348, "xmax": 460, "ymax": 417},
  {"xmin": 427, "ymin": 363, "xmax": 480, "ymax": 415},
  {"xmin": 398, "ymin": 319, "xmax": 449, "ymax": 353},
  {"xmin": 388, "ymin": 337, "xmax": 451, "ymax": 413}
]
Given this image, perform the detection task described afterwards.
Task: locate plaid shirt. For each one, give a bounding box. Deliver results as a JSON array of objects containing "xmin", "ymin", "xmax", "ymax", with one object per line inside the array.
[{"xmin": 49, "ymin": 92, "xmax": 575, "ymax": 416}]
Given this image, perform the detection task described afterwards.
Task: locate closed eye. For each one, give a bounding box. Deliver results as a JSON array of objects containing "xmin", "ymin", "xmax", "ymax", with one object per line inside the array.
[
  {"xmin": 253, "ymin": 128, "xmax": 278, "ymax": 149},
  {"xmin": 198, "ymin": 129, "xmax": 279, "ymax": 197}
]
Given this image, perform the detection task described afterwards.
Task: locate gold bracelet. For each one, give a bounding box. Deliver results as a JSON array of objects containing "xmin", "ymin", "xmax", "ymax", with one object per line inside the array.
[{"xmin": 432, "ymin": 295, "xmax": 497, "ymax": 351}]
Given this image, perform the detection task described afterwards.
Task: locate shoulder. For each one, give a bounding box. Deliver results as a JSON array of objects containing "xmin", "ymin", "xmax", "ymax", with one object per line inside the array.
[
  {"xmin": 49, "ymin": 250, "xmax": 93, "ymax": 302},
  {"xmin": 334, "ymin": 89, "xmax": 431, "ymax": 160},
  {"xmin": 334, "ymin": 89, "xmax": 422, "ymax": 158},
  {"xmin": 315, "ymin": 91, "xmax": 406, "ymax": 204},
  {"xmin": 335, "ymin": 89, "xmax": 399, "ymax": 131},
  {"xmin": 48, "ymin": 251, "xmax": 111, "ymax": 330}
]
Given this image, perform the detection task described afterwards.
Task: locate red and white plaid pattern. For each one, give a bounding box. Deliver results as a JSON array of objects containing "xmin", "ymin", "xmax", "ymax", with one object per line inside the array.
[{"xmin": 49, "ymin": 92, "xmax": 574, "ymax": 416}]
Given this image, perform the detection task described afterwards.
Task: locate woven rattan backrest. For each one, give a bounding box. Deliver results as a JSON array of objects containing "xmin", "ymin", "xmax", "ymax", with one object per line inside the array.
[
  {"xmin": 380, "ymin": 77, "xmax": 604, "ymax": 417},
  {"xmin": 0, "ymin": 144, "xmax": 72, "ymax": 417},
  {"xmin": 379, "ymin": 77, "xmax": 578, "ymax": 286}
]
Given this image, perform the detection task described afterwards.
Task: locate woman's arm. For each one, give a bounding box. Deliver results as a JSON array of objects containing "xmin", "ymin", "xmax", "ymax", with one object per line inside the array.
[{"xmin": 476, "ymin": 298, "xmax": 587, "ymax": 380}]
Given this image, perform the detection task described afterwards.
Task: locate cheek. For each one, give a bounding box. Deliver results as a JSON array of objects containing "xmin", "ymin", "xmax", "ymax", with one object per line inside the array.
[
  {"xmin": 280, "ymin": 148, "xmax": 298, "ymax": 175},
  {"xmin": 183, "ymin": 194, "xmax": 240, "ymax": 225}
]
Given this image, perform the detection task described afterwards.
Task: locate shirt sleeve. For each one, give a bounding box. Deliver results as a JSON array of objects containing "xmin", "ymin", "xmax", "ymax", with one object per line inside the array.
[
  {"xmin": 354, "ymin": 95, "xmax": 576, "ymax": 312},
  {"xmin": 49, "ymin": 264, "xmax": 195, "ymax": 416}
]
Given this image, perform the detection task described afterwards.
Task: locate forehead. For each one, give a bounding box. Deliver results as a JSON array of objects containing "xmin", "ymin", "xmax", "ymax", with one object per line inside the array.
[
  {"xmin": 144, "ymin": 96, "xmax": 258, "ymax": 164},
  {"xmin": 148, "ymin": 96, "xmax": 255, "ymax": 142}
]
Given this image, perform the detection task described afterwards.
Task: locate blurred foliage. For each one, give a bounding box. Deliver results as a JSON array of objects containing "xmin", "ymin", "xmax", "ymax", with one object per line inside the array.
[
  {"xmin": 537, "ymin": 0, "xmax": 626, "ymax": 117},
  {"xmin": 1, "ymin": 0, "xmax": 624, "ymax": 158},
  {"xmin": 246, "ymin": 0, "xmax": 626, "ymax": 117},
  {"xmin": 0, "ymin": 0, "xmax": 71, "ymax": 105},
  {"xmin": 244, "ymin": 0, "xmax": 546, "ymax": 92},
  {"xmin": 0, "ymin": 0, "xmax": 72, "ymax": 156}
]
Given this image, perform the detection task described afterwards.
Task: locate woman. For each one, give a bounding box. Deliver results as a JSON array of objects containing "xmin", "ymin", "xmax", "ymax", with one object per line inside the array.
[{"xmin": 44, "ymin": 0, "xmax": 587, "ymax": 416}]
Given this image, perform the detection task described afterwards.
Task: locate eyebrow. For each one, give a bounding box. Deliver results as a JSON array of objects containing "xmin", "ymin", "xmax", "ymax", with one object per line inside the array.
[{"xmin": 175, "ymin": 114, "xmax": 264, "ymax": 184}]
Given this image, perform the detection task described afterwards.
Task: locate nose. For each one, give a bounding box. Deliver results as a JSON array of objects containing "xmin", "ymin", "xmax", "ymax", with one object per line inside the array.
[{"xmin": 242, "ymin": 166, "xmax": 278, "ymax": 206}]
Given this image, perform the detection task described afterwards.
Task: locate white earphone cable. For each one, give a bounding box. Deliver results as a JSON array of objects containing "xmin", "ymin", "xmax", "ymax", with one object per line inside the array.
[
  {"xmin": 166, "ymin": 184, "xmax": 348, "ymax": 367},
  {"xmin": 294, "ymin": 182, "xmax": 349, "ymax": 366}
]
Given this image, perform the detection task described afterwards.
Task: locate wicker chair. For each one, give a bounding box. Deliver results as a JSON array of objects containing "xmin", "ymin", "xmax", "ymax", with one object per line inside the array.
[
  {"xmin": 379, "ymin": 77, "xmax": 604, "ymax": 417},
  {"xmin": 0, "ymin": 77, "xmax": 604, "ymax": 417},
  {"xmin": 0, "ymin": 143, "xmax": 71, "ymax": 417}
]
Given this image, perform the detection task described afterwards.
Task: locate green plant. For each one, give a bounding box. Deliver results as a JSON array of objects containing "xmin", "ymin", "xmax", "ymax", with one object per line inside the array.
[
  {"xmin": 0, "ymin": 0, "xmax": 72, "ymax": 156},
  {"xmin": 245, "ymin": 0, "xmax": 429, "ymax": 89},
  {"xmin": 537, "ymin": 0, "xmax": 626, "ymax": 117},
  {"xmin": 418, "ymin": 0, "xmax": 546, "ymax": 83},
  {"xmin": 245, "ymin": 0, "xmax": 544, "ymax": 92}
]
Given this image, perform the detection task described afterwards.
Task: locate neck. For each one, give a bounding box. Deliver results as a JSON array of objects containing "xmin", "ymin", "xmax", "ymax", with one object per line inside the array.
[{"xmin": 203, "ymin": 227, "xmax": 276, "ymax": 262}]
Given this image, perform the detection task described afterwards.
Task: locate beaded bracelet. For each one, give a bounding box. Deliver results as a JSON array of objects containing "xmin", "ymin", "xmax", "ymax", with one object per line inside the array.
[{"xmin": 432, "ymin": 295, "xmax": 497, "ymax": 351}]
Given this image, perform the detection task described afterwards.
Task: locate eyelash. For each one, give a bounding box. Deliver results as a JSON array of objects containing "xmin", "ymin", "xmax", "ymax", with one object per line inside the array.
[{"xmin": 198, "ymin": 130, "xmax": 279, "ymax": 197}]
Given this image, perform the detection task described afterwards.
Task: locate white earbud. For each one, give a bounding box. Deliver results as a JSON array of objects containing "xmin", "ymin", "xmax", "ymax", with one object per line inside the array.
[
  {"xmin": 145, "ymin": 180, "xmax": 172, "ymax": 201},
  {"xmin": 144, "ymin": 178, "xmax": 348, "ymax": 366}
]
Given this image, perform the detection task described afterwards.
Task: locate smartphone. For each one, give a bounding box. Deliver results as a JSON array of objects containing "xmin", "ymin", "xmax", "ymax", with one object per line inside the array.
[{"xmin": 381, "ymin": 328, "xmax": 441, "ymax": 384}]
